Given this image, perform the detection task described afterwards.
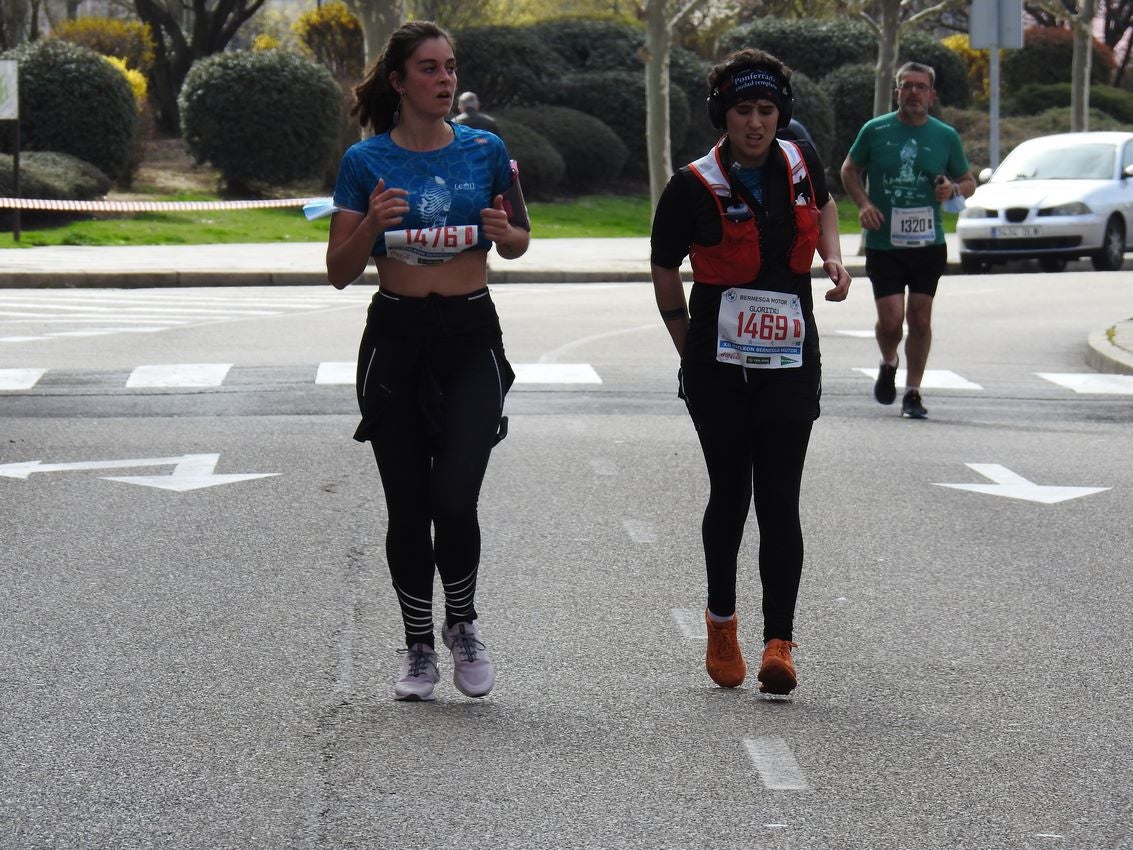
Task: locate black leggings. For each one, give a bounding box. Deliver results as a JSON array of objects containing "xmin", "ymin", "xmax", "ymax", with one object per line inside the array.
[
  {"xmin": 681, "ymin": 360, "xmax": 818, "ymax": 642},
  {"xmin": 356, "ymin": 289, "xmax": 511, "ymax": 648}
]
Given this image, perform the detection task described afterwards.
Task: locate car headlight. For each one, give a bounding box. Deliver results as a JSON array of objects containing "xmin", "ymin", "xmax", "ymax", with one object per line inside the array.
[
  {"xmin": 958, "ymin": 206, "xmax": 992, "ymax": 220},
  {"xmin": 1040, "ymin": 202, "xmax": 1091, "ymax": 216}
]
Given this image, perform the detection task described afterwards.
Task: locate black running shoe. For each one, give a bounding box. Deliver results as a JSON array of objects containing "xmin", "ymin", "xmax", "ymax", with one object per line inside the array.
[
  {"xmin": 901, "ymin": 389, "xmax": 928, "ymax": 419},
  {"xmin": 874, "ymin": 360, "xmax": 898, "ymax": 405}
]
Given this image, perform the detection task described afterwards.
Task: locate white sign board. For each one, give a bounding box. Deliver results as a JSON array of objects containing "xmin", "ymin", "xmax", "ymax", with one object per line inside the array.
[
  {"xmin": 970, "ymin": 0, "xmax": 1024, "ymax": 49},
  {"xmin": 0, "ymin": 60, "xmax": 17, "ymax": 120}
]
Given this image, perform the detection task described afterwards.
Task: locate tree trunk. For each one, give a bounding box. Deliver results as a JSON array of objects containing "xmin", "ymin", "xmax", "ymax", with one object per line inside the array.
[
  {"xmin": 873, "ymin": 0, "xmax": 901, "ymax": 117},
  {"xmin": 345, "ymin": 0, "xmax": 406, "ymax": 67},
  {"xmin": 1071, "ymin": 3, "xmax": 1093, "ymax": 132},
  {"xmin": 644, "ymin": 0, "xmax": 672, "ymax": 211}
]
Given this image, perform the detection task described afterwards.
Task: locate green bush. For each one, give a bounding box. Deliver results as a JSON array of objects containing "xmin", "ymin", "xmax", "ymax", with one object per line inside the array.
[
  {"xmin": 179, "ymin": 50, "xmax": 342, "ymax": 193},
  {"xmin": 899, "ymin": 31, "xmax": 970, "ymax": 108},
  {"xmin": 719, "ymin": 18, "xmax": 875, "ymax": 82},
  {"xmin": 450, "ymin": 25, "xmax": 560, "ymax": 108},
  {"xmin": 496, "ymin": 106, "xmax": 627, "ymax": 190},
  {"xmin": 0, "ymin": 150, "xmax": 111, "ymax": 198},
  {"xmin": 671, "ymin": 45, "xmax": 715, "ymax": 163},
  {"xmin": 1005, "ymin": 83, "xmax": 1133, "ymax": 123},
  {"xmin": 1, "ymin": 39, "xmax": 138, "ymax": 185},
  {"xmin": 823, "ymin": 63, "xmax": 876, "ymax": 175},
  {"xmin": 788, "ymin": 72, "xmax": 835, "ymax": 166},
  {"xmin": 552, "ymin": 70, "xmax": 690, "ymax": 180},
  {"xmin": 1002, "ymin": 27, "xmax": 1114, "ymax": 90},
  {"xmin": 525, "ymin": 18, "xmax": 641, "ymax": 71},
  {"xmin": 492, "ymin": 117, "xmax": 564, "ymax": 199}
]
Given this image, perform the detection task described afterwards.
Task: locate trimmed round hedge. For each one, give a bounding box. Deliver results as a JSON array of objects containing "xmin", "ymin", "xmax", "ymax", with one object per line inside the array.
[
  {"xmin": 179, "ymin": 50, "xmax": 342, "ymax": 192},
  {"xmin": 492, "ymin": 117, "xmax": 564, "ymax": 199},
  {"xmin": 2, "ymin": 39, "xmax": 138, "ymax": 185},
  {"xmin": 551, "ymin": 70, "xmax": 690, "ymax": 180},
  {"xmin": 0, "ymin": 150, "xmax": 111, "ymax": 199},
  {"xmin": 496, "ymin": 105, "xmax": 627, "ymax": 190}
]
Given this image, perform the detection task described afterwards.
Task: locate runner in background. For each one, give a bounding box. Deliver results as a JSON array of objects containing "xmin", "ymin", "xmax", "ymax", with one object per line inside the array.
[{"xmin": 840, "ymin": 61, "xmax": 974, "ymax": 419}]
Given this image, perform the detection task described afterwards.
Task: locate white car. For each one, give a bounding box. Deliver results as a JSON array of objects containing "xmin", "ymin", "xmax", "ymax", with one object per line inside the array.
[{"xmin": 956, "ymin": 131, "xmax": 1133, "ymax": 273}]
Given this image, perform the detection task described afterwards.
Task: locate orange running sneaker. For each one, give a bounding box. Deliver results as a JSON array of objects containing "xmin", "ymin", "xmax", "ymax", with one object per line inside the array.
[
  {"xmin": 705, "ymin": 609, "xmax": 746, "ymax": 687},
  {"xmin": 757, "ymin": 639, "xmax": 799, "ymax": 694}
]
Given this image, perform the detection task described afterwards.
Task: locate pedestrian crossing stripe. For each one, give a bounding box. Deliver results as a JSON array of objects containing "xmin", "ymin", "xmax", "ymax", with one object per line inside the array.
[
  {"xmin": 126, "ymin": 364, "xmax": 233, "ymax": 388},
  {"xmin": 1036, "ymin": 373, "xmax": 1133, "ymax": 394},
  {"xmin": 0, "ymin": 368, "xmax": 45, "ymax": 390},
  {"xmin": 4, "ymin": 365, "xmax": 1133, "ymax": 394},
  {"xmin": 854, "ymin": 367, "xmax": 983, "ymax": 390},
  {"xmin": 314, "ymin": 361, "xmax": 603, "ymax": 385}
]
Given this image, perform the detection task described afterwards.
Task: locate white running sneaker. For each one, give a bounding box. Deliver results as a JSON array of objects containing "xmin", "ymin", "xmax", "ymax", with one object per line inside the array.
[
  {"xmin": 442, "ymin": 620, "xmax": 495, "ymax": 698},
  {"xmin": 393, "ymin": 644, "xmax": 440, "ymax": 701}
]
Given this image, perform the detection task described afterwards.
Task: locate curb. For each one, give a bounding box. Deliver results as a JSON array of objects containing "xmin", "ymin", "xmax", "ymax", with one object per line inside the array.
[{"xmin": 1086, "ymin": 320, "xmax": 1133, "ymax": 375}]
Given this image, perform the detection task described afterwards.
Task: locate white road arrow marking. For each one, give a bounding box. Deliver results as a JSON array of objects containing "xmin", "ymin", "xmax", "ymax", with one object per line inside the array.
[
  {"xmin": 933, "ymin": 463, "xmax": 1110, "ymax": 505},
  {"xmin": 0, "ymin": 453, "xmax": 278, "ymax": 492}
]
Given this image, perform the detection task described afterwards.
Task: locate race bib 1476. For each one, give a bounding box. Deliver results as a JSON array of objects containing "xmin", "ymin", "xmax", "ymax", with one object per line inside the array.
[{"xmin": 385, "ymin": 225, "xmax": 479, "ymax": 265}]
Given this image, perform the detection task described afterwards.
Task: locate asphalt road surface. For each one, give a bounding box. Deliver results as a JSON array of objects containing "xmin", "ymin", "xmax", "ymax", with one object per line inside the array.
[{"xmin": 2, "ymin": 272, "xmax": 1132, "ymax": 849}]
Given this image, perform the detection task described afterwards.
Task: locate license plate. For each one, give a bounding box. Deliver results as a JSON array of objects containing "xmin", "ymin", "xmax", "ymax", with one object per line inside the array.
[{"xmin": 992, "ymin": 225, "xmax": 1041, "ymax": 238}]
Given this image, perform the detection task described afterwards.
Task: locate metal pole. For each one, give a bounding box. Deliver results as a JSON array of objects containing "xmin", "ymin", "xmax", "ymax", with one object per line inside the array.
[
  {"xmin": 13, "ymin": 119, "xmax": 20, "ymax": 242},
  {"xmin": 989, "ymin": 48, "xmax": 1000, "ymax": 170}
]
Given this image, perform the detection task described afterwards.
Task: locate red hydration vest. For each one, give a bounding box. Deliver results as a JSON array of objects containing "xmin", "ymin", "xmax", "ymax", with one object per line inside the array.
[{"xmin": 686, "ymin": 139, "xmax": 820, "ymax": 285}]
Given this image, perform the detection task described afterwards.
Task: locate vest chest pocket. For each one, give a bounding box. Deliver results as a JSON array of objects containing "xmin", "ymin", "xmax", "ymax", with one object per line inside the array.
[{"xmin": 691, "ymin": 216, "xmax": 762, "ymax": 284}]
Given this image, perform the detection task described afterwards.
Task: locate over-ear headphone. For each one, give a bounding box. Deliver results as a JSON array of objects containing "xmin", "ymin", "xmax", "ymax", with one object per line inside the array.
[{"xmin": 707, "ymin": 72, "xmax": 794, "ymax": 131}]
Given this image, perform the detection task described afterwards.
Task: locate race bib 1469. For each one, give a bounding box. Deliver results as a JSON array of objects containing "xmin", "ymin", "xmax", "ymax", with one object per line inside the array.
[{"xmin": 716, "ymin": 288, "xmax": 805, "ymax": 369}]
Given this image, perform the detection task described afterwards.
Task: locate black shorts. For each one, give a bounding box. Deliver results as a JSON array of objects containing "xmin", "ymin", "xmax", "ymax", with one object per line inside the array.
[{"xmin": 865, "ymin": 244, "xmax": 948, "ymax": 299}]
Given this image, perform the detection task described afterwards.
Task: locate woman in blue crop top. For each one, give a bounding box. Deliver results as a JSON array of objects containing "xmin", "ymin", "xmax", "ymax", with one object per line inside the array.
[
  {"xmin": 326, "ymin": 21, "xmax": 530, "ymax": 703},
  {"xmin": 650, "ymin": 48, "xmax": 851, "ymax": 698}
]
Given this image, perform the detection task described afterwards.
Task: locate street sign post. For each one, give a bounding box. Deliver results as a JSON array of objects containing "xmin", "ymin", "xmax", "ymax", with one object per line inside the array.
[
  {"xmin": 0, "ymin": 60, "xmax": 20, "ymax": 241},
  {"xmin": 970, "ymin": 0, "xmax": 1024, "ymax": 170}
]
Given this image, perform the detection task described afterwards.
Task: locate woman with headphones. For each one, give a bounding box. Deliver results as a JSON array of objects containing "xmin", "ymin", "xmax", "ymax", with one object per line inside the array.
[
  {"xmin": 326, "ymin": 21, "xmax": 530, "ymax": 702},
  {"xmin": 650, "ymin": 48, "xmax": 851, "ymax": 696}
]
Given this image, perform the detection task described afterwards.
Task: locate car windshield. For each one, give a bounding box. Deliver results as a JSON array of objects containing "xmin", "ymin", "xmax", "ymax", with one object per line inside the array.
[{"xmin": 991, "ymin": 142, "xmax": 1115, "ymax": 182}]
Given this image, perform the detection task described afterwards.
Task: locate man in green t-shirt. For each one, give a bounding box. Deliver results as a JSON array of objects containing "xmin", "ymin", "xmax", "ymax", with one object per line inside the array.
[{"xmin": 841, "ymin": 62, "xmax": 974, "ymax": 419}]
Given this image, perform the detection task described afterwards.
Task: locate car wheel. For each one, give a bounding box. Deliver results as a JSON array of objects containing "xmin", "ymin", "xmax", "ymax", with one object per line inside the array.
[
  {"xmin": 960, "ymin": 254, "xmax": 986, "ymax": 274},
  {"xmin": 1038, "ymin": 256, "xmax": 1068, "ymax": 273},
  {"xmin": 960, "ymin": 255, "xmax": 987, "ymax": 274},
  {"xmin": 1091, "ymin": 216, "xmax": 1125, "ymax": 271}
]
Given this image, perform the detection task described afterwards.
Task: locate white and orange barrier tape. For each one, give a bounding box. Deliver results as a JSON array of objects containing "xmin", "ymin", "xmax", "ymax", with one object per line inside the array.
[{"xmin": 0, "ymin": 196, "xmax": 325, "ymax": 213}]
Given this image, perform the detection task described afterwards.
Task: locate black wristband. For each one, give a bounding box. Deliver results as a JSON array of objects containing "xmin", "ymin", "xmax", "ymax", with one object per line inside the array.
[{"xmin": 659, "ymin": 306, "xmax": 688, "ymax": 320}]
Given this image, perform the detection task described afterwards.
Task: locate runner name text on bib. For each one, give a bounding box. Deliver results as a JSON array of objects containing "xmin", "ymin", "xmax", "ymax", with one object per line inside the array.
[
  {"xmin": 385, "ymin": 225, "xmax": 480, "ymax": 265},
  {"xmin": 890, "ymin": 206, "xmax": 935, "ymax": 247},
  {"xmin": 716, "ymin": 288, "xmax": 805, "ymax": 369}
]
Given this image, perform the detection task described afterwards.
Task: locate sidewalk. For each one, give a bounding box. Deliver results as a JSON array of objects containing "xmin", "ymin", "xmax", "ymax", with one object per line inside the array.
[
  {"xmin": 0, "ymin": 234, "xmax": 917, "ymax": 285},
  {"xmin": 2, "ymin": 235, "xmax": 1130, "ymax": 374}
]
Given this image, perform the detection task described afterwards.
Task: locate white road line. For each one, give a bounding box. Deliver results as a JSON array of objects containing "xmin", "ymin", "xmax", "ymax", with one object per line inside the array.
[
  {"xmin": 671, "ymin": 608, "xmax": 707, "ymax": 639},
  {"xmin": 854, "ymin": 367, "xmax": 983, "ymax": 390},
  {"xmin": 622, "ymin": 519, "xmax": 656, "ymax": 543},
  {"xmin": 315, "ymin": 362, "xmax": 355, "ymax": 385},
  {"xmin": 835, "ymin": 329, "xmax": 876, "ymax": 338},
  {"xmin": 743, "ymin": 737, "xmax": 808, "ymax": 791},
  {"xmin": 126, "ymin": 363, "xmax": 232, "ymax": 388},
  {"xmin": 590, "ymin": 458, "xmax": 617, "ymax": 476},
  {"xmin": 0, "ymin": 368, "xmax": 46, "ymax": 390},
  {"xmin": 50, "ymin": 328, "xmax": 167, "ymax": 338},
  {"xmin": 1037, "ymin": 372, "xmax": 1133, "ymax": 394},
  {"xmin": 513, "ymin": 363, "xmax": 602, "ymax": 384}
]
